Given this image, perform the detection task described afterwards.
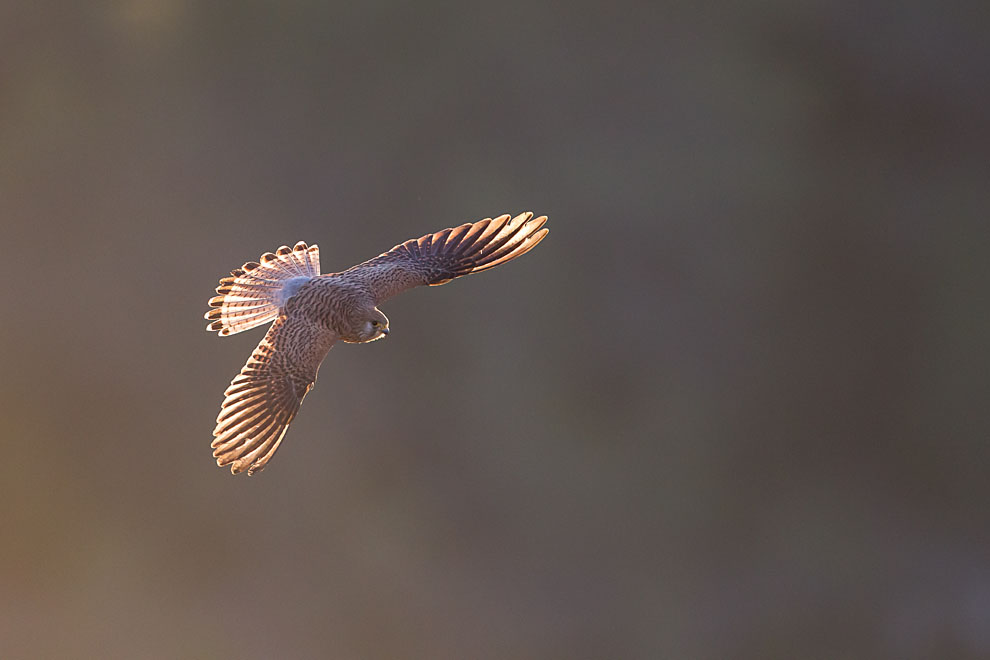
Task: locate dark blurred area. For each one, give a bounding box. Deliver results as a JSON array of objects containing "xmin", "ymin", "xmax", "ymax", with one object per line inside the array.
[{"xmin": 2, "ymin": 1, "xmax": 989, "ymax": 658}]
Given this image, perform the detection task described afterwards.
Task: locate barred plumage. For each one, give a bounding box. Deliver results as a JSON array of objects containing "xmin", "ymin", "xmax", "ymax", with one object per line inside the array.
[
  {"xmin": 205, "ymin": 241, "xmax": 320, "ymax": 336},
  {"xmin": 205, "ymin": 212, "xmax": 549, "ymax": 475}
]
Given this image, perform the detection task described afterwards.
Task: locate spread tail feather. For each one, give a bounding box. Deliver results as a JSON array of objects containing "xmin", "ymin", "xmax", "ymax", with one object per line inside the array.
[{"xmin": 205, "ymin": 241, "xmax": 321, "ymax": 336}]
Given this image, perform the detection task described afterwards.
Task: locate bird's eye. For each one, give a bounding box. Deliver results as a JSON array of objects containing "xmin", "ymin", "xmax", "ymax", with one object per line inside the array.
[{"xmin": 371, "ymin": 320, "xmax": 379, "ymax": 327}]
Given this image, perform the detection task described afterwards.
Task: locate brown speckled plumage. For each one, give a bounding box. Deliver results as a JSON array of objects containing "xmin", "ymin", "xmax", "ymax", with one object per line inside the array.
[{"xmin": 205, "ymin": 212, "xmax": 548, "ymax": 475}]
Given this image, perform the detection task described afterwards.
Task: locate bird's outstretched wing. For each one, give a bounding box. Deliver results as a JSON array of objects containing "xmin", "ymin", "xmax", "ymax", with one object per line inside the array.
[
  {"xmin": 212, "ymin": 312, "xmax": 336, "ymax": 475},
  {"xmin": 345, "ymin": 212, "xmax": 548, "ymax": 304}
]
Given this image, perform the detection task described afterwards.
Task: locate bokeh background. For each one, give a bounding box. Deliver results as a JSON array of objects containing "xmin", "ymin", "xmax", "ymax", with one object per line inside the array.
[{"xmin": 2, "ymin": 1, "xmax": 989, "ymax": 658}]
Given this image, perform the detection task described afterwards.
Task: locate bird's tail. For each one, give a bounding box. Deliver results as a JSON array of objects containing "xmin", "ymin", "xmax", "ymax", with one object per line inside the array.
[{"xmin": 205, "ymin": 241, "xmax": 321, "ymax": 336}]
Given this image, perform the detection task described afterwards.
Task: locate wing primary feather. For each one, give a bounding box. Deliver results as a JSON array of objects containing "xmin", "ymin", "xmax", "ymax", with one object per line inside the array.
[
  {"xmin": 430, "ymin": 228, "xmax": 452, "ymax": 255},
  {"xmin": 471, "ymin": 226, "xmax": 549, "ymax": 274},
  {"xmin": 215, "ymin": 393, "xmax": 268, "ymax": 425},
  {"xmin": 447, "ymin": 219, "xmax": 493, "ymax": 258},
  {"xmin": 218, "ymin": 415, "xmax": 281, "ymax": 469},
  {"xmin": 247, "ymin": 426, "xmax": 291, "ymax": 475},
  {"xmin": 443, "ymin": 223, "xmax": 471, "ymax": 250},
  {"xmin": 467, "ymin": 215, "xmax": 546, "ymax": 270},
  {"xmin": 342, "ymin": 212, "xmax": 548, "ymax": 304},
  {"xmin": 213, "ymin": 407, "xmax": 271, "ymax": 446},
  {"xmin": 472, "ymin": 215, "xmax": 512, "ymax": 255},
  {"xmin": 455, "ymin": 213, "xmax": 528, "ymax": 269},
  {"xmin": 210, "ymin": 314, "xmax": 336, "ymax": 475},
  {"xmin": 230, "ymin": 421, "xmax": 283, "ymax": 473}
]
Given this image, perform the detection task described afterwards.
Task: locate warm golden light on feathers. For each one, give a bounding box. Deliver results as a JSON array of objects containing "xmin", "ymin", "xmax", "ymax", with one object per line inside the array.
[{"xmin": 205, "ymin": 212, "xmax": 549, "ymax": 475}]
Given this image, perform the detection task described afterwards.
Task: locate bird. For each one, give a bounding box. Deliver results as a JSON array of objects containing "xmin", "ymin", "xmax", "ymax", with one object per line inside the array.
[{"xmin": 204, "ymin": 212, "xmax": 549, "ymax": 475}]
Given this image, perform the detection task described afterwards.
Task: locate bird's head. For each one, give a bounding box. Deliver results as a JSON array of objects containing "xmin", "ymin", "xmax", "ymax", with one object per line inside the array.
[{"xmin": 356, "ymin": 308, "xmax": 389, "ymax": 342}]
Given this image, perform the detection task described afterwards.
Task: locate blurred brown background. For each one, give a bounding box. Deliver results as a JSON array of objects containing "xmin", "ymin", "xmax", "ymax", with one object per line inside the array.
[{"xmin": 2, "ymin": 1, "xmax": 989, "ymax": 658}]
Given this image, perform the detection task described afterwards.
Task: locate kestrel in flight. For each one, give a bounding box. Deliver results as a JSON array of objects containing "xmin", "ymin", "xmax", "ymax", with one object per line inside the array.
[{"xmin": 205, "ymin": 212, "xmax": 548, "ymax": 475}]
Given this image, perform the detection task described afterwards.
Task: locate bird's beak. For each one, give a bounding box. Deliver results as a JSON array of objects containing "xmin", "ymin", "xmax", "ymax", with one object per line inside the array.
[{"xmin": 381, "ymin": 327, "xmax": 389, "ymax": 335}]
